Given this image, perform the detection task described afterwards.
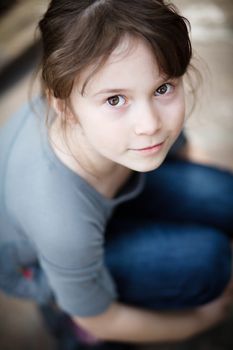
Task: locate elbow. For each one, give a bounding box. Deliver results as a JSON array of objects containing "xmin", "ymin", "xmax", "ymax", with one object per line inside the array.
[
  {"xmin": 72, "ymin": 315, "xmax": 111, "ymax": 341},
  {"xmin": 72, "ymin": 317, "xmax": 102, "ymax": 340},
  {"xmin": 72, "ymin": 303, "xmax": 119, "ymax": 341}
]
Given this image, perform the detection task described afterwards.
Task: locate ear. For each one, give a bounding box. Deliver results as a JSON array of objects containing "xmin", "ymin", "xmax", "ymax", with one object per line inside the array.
[{"xmin": 48, "ymin": 95, "xmax": 78, "ymax": 125}]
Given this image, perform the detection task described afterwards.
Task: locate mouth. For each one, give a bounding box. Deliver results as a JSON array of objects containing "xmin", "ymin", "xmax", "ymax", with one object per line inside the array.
[{"xmin": 132, "ymin": 141, "xmax": 165, "ymax": 152}]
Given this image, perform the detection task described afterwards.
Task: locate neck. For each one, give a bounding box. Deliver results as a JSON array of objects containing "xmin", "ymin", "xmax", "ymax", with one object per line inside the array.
[{"xmin": 49, "ymin": 118, "xmax": 132, "ymax": 198}]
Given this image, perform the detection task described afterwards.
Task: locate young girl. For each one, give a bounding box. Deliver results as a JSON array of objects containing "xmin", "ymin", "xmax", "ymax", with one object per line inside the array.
[{"xmin": 1, "ymin": 0, "xmax": 233, "ymax": 348}]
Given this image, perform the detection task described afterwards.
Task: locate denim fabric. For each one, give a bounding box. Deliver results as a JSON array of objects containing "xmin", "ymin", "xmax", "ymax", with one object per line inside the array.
[
  {"xmin": 105, "ymin": 222, "xmax": 232, "ymax": 310},
  {"xmin": 104, "ymin": 158, "xmax": 233, "ymax": 310},
  {"xmin": 0, "ymin": 158, "xmax": 232, "ymax": 350},
  {"xmin": 0, "ymin": 158, "xmax": 232, "ymax": 309},
  {"xmin": 107, "ymin": 157, "xmax": 233, "ymax": 235}
]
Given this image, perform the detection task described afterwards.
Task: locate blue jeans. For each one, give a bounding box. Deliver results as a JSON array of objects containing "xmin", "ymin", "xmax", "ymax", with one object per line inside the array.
[
  {"xmin": 0, "ymin": 158, "xmax": 232, "ymax": 308},
  {"xmin": 1, "ymin": 157, "xmax": 232, "ymax": 350},
  {"xmin": 104, "ymin": 158, "xmax": 233, "ymax": 310}
]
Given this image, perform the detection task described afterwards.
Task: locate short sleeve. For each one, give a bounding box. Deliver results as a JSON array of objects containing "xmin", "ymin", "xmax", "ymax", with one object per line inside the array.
[
  {"xmin": 39, "ymin": 248, "xmax": 118, "ymax": 316},
  {"xmin": 6, "ymin": 163, "xmax": 118, "ymax": 317},
  {"xmin": 35, "ymin": 211, "xmax": 118, "ymax": 316},
  {"xmin": 2, "ymin": 99, "xmax": 119, "ymax": 317}
]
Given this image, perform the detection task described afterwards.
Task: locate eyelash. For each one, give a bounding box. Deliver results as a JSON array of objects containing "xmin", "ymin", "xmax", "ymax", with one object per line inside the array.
[
  {"xmin": 155, "ymin": 83, "xmax": 174, "ymax": 96},
  {"xmin": 106, "ymin": 83, "xmax": 175, "ymax": 108}
]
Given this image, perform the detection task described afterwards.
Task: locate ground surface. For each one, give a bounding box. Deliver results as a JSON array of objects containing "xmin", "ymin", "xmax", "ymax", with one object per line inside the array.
[{"xmin": 0, "ymin": 0, "xmax": 232, "ymax": 349}]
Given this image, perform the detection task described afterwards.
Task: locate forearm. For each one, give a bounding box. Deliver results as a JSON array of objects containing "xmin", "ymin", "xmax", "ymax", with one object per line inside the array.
[{"xmin": 74, "ymin": 301, "xmax": 203, "ymax": 343}]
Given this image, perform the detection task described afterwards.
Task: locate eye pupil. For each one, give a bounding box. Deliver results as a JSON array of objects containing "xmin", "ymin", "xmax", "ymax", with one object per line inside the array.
[
  {"xmin": 108, "ymin": 96, "xmax": 120, "ymax": 106},
  {"xmin": 157, "ymin": 84, "xmax": 168, "ymax": 94}
]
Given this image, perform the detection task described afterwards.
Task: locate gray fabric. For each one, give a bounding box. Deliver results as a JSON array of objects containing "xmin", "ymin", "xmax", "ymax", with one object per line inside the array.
[
  {"xmin": 0, "ymin": 240, "xmax": 54, "ymax": 304},
  {"xmin": 0, "ymin": 97, "xmax": 144, "ymax": 316}
]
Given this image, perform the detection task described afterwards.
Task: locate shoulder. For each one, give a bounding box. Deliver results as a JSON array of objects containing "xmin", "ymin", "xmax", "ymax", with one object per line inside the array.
[{"xmin": 1, "ymin": 99, "xmax": 108, "ymax": 251}]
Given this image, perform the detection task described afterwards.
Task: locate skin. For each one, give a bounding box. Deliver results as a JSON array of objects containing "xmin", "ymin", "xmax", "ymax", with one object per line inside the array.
[
  {"xmin": 50, "ymin": 36, "xmax": 186, "ymax": 197},
  {"xmin": 49, "ymin": 36, "xmax": 233, "ymax": 341}
]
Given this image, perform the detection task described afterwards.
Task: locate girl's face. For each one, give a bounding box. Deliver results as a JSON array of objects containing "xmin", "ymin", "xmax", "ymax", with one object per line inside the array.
[{"xmin": 68, "ymin": 37, "xmax": 185, "ymax": 173}]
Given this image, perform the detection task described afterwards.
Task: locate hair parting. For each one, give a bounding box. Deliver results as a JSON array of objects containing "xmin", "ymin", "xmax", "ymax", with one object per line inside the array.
[{"xmin": 36, "ymin": 0, "xmax": 202, "ymax": 167}]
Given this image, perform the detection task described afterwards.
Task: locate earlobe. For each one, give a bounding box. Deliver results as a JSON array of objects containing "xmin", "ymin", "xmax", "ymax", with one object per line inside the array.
[
  {"xmin": 49, "ymin": 95, "xmax": 78, "ymax": 125},
  {"xmin": 49, "ymin": 96, "xmax": 65, "ymax": 116}
]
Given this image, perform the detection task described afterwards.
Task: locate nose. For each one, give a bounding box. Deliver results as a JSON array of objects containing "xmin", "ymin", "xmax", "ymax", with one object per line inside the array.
[{"xmin": 133, "ymin": 101, "xmax": 162, "ymax": 136}]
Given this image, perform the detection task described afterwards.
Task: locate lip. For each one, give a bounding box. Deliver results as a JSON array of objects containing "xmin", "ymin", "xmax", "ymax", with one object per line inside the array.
[
  {"xmin": 131, "ymin": 141, "xmax": 165, "ymax": 155},
  {"xmin": 139, "ymin": 142, "xmax": 164, "ymax": 150},
  {"xmin": 132, "ymin": 141, "xmax": 164, "ymax": 156}
]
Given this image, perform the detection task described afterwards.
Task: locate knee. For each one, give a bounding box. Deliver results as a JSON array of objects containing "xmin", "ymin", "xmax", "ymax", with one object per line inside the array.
[{"xmin": 179, "ymin": 227, "xmax": 232, "ymax": 306}]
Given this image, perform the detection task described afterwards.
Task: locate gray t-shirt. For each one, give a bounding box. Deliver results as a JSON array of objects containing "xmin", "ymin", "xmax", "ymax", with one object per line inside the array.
[{"xmin": 0, "ymin": 97, "xmax": 144, "ymax": 316}]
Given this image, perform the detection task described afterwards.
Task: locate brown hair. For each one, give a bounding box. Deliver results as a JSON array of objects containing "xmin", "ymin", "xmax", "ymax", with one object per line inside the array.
[{"xmin": 39, "ymin": 0, "xmax": 193, "ymax": 103}]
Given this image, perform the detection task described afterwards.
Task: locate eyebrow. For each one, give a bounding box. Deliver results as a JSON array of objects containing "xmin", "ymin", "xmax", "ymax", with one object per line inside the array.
[
  {"xmin": 93, "ymin": 88, "xmax": 132, "ymax": 96},
  {"xmin": 92, "ymin": 76, "xmax": 173, "ymax": 97}
]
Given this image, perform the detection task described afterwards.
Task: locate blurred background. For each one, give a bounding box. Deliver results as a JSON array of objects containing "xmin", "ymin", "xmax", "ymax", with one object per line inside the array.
[{"xmin": 0, "ymin": 0, "xmax": 232, "ymax": 349}]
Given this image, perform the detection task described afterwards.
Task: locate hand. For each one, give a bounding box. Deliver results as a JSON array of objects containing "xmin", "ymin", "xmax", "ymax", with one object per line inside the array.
[{"xmin": 195, "ymin": 280, "xmax": 233, "ymax": 333}]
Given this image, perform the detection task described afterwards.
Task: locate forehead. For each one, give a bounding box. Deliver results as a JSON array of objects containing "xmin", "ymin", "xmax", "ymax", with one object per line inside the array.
[{"xmin": 75, "ymin": 36, "xmax": 162, "ymax": 94}]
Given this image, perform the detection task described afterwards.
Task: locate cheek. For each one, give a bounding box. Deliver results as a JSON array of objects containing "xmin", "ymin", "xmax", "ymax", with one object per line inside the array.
[
  {"xmin": 175, "ymin": 103, "xmax": 186, "ymax": 125},
  {"xmin": 84, "ymin": 118, "xmax": 124, "ymax": 148},
  {"xmin": 166, "ymin": 99, "xmax": 185, "ymax": 129},
  {"xmin": 75, "ymin": 104, "xmax": 128, "ymax": 150}
]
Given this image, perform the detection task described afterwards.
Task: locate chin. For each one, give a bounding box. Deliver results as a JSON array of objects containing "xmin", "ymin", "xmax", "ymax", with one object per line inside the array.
[{"xmin": 129, "ymin": 158, "xmax": 166, "ymax": 173}]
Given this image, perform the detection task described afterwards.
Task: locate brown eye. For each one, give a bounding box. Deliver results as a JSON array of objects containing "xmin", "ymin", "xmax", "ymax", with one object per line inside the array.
[
  {"xmin": 107, "ymin": 95, "xmax": 125, "ymax": 107},
  {"xmin": 155, "ymin": 83, "xmax": 173, "ymax": 96}
]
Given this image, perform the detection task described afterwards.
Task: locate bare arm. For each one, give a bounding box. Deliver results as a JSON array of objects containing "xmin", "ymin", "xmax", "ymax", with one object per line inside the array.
[{"xmin": 73, "ymin": 286, "xmax": 233, "ymax": 344}]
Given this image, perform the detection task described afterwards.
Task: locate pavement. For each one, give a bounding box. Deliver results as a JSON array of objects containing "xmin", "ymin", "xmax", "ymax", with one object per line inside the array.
[
  {"xmin": 0, "ymin": 1, "xmax": 232, "ymax": 349},
  {"xmin": 175, "ymin": 0, "xmax": 233, "ymax": 172}
]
